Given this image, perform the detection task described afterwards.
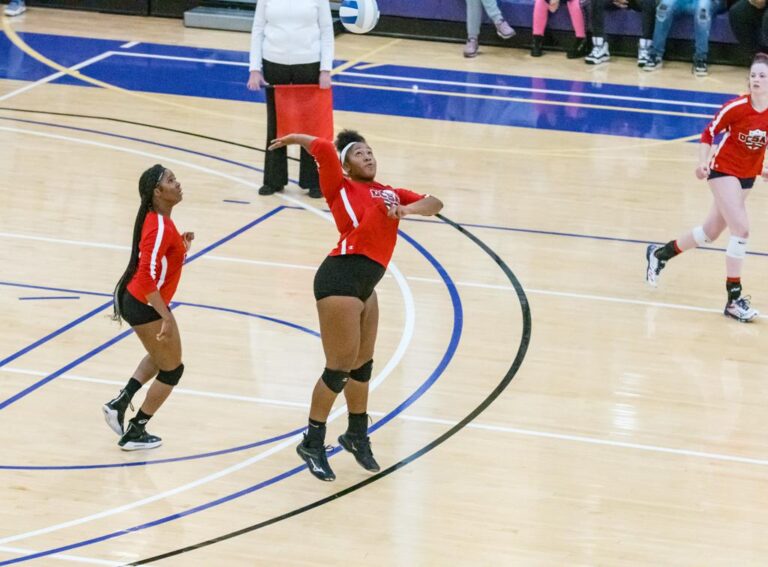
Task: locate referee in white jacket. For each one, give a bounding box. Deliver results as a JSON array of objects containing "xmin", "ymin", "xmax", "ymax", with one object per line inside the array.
[{"xmin": 247, "ymin": 0, "xmax": 335, "ymax": 199}]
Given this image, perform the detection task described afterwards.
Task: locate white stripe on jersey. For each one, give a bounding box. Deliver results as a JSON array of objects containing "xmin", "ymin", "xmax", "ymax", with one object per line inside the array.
[
  {"xmin": 158, "ymin": 256, "xmax": 168, "ymax": 289},
  {"xmin": 710, "ymin": 130, "xmax": 730, "ymax": 170},
  {"xmin": 149, "ymin": 215, "xmax": 165, "ymax": 281},
  {"xmin": 340, "ymin": 238, "xmax": 347, "ymax": 255},
  {"xmin": 709, "ymin": 97, "xmax": 748, "ymax": 139},
  {"xmin": 339, "ymin": 188, "xmax": 359, "ymax": 228}
]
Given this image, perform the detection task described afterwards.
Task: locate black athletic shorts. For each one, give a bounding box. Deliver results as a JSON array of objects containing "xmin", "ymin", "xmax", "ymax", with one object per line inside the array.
[
  {"xmin": 708, "ymin": 169, "xmax": 756, "ymax": 189},
  {"xmin": 120, "ymin": 291, "xmax": 162, "ymax": 326},
  {"xmin": 313, "ymin": 254, "xmax": 386, "ymax": 302}
]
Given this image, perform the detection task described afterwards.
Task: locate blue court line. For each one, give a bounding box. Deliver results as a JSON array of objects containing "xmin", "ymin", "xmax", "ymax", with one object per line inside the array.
[
  {"xmin": 0, "ymin": 207, "xmax": 286, "ymax": 410},
  {"xmin": 0, "ymin": 225, "xmax": 463, "ymax": 566},
  {"xmin": 18, "ymin": 296, "xmax": 79, "ymax": 301},
  {"xmin": 0, "ymin": 292, "xmax": 319, "ymax": 470},
  {"xmin": 0, "ymin": 31, "xmax": 732, "ymax": 139}
]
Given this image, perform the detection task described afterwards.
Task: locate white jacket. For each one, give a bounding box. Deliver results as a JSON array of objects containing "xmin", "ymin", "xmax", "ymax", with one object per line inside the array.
[{"xmin": 249, "ymin": 0, "xmax": 334, "ymax": 72}]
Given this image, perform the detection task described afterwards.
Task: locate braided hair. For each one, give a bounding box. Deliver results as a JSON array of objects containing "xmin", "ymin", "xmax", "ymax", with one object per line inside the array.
[{"xmin": 112, "ymin": 164, "xmax": 165, "ymax": 322}]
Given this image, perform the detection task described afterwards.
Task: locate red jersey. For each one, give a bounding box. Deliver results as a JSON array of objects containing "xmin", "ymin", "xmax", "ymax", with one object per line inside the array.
[
  {"xmin": 126, "ymin": 211, "xmax": 186, "ymax": 305},
  {"xmin": 701, "ymin": 95, "xmax": 768, "ymax": 178},
  {"xmin": 310, "ymin": 138, "xmax": 425, "ymax": 268}
]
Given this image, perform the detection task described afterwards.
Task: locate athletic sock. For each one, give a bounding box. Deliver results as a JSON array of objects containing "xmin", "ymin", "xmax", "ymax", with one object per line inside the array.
[
  {"xmin": 726, "ymin": 277, "xmax": 742, "ymax": 303},
  {"xmin": 347, "ymin": 412, "xmax": 368, "ymax": 437},
  {"xmin": 306, "ymin": 418, "xmax": 326, "ymax": 447},
  {"xmin": 654, "ymin": 240, "xmax": 681, "ymax": 261}
]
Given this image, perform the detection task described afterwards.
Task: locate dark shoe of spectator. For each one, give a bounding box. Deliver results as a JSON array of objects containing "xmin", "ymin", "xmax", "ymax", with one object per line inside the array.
[
  {"xmin": 692, "ymin": 58, "xmax": 708, "ymax": 77},
  {"xmin": 494, "ymin": 19, "xmax": 516, "ymax": 39},
  {"xmin": 585, "ymin": 38, "xmax": 610, "ymax": 65},
  {"xmin": 531, "ymin": 36, "xmax": 544, "ymax": 57},
  {"xmin": 463, "ymin": 37, "xmax": 479, "ymax": 58},
  {"xmin": 258, "ymin": 185, "xmax": 283, "ymax": 195},
  {"xmin": 567, "ymin": 37, "xmax": 589, "ymax": 59},
  {"xmin": 308, "ymin": 187, "xmax": 323, "ymax": 199},
  {"xmin": 643, "ymin": 53, "xmax": 663, "ymax": 72}
]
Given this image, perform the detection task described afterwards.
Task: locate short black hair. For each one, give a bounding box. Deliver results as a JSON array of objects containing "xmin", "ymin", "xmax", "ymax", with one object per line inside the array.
[{"xmin": 335, "ymin": 129, "xmax": 366, "ymax": 153}]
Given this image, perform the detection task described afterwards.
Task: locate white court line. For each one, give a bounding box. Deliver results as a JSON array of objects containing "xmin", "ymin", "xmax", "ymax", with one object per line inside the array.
[
  {"xmin": 391, "ymin": 414, "xmax": 768, "ymax": 467},
  {"xmin": 4, "ymin": 367, "xmax": 311, "ymax": 409},
  {"xmin": 119, "ymin": 41, "xmax": 139, "ymax": 49},
  {"xmin": 0, "ymin": 545, "xmax": 120, "ymax": 566},
  {"xmin": 5, "ymin": 366, "xmax": 768, "ymax": 468},
  {"xmin": 0, "ymin": 51, "xmax": 113, "ymax": 103},
  {"xmin": 340, "ymin": 71, "xmax": 722, "ymax": 109},
  {"xmin": 0, "ymin": 125, "xmax": 416, "ymax": 546},
  {"xmin": 103, "ymin": 50, "xmax": 718, "ymax": 110},
  {"xmin": 0, "ymin": 227, "xmax": 750, "ymax": 318}
]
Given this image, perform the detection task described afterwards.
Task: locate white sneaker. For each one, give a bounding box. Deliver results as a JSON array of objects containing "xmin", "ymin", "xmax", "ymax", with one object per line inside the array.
[
  {"xmin": 645, "ymin": 244, "xmax": 665, "ymax": 287},
  {"xmin": 4, "ymin": 1, "xmax": 26, "ymax": 16},
  {"xmin": 637, "ymin": 39, "xmax": 652, "ymax": 67},
  {"xmin": 724, "ymin": 296, "xmax": 759, "ymax": 322},
  {"xmin": 585, "ymin": 40, "xmax": 610, "ymax": 65}
]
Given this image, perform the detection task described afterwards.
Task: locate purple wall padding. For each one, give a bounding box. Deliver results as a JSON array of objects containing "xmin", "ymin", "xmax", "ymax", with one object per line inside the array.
[{"xmin": 378, "ymin": 0, "xmax": 735, "ymax": 43}]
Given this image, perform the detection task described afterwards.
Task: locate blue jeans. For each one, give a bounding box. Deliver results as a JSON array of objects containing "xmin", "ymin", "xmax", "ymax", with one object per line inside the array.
[{"xmin": 653, "ymin": 0, "xmax": 723, "ymax": 60}]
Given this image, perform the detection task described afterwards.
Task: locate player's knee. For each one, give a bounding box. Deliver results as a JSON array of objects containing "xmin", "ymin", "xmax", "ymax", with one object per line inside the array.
[
  {"xmin": 726, "ymin": 235, "xmax": 748, "ymax": 259},
  {"xmin": 156, "ymin": 363, "xmax": 184, "ymax": 386},
  {"xmin": 349, "ymin": 359, "xmax": 373, "ymax": 383},
  {"xmin": 692, "ymin": 225, "xmax": 712, "ymax": 246},
  {"xmin": 321, "ymin": 367, "xmax": 350, "ymax": 393}
]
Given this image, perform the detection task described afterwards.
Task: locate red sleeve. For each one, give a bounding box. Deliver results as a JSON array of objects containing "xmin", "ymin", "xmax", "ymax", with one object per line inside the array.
[
  {"xmin": 395, "ymin": 188, "xmax": 426, "ymax": 206},
  {"xmin": 132, "ymin": 214, "xmax": 170, "ymax": 299},
  {"xmin": 309, "ymin": 138, "xmax": 344, "ymax": 200},
  {"xmin": 701, "ymin": 98, "xmax": 743, "ymax": 144}
]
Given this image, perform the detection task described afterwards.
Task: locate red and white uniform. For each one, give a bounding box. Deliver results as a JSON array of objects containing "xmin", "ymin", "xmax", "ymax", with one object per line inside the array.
[
  {"xmin": 310, "ymin": 138, "xmax": 425, "ymax": 268},
  {"xmin": 702, "ymin": 95, "xmax": 768, "ymax": 178},
  {"xmin": 126, "ymin": 211, "xmax": 186, "ymax": 305}
]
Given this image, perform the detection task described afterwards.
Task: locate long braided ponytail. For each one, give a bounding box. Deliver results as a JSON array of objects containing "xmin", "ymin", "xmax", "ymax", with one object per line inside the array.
[{"xmin": 112, "ymin": 164, "xmax": 165, "ymax": 322}]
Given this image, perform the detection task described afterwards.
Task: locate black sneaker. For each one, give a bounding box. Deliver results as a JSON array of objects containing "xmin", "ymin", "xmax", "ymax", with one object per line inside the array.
[
  {"xmin": 258, "ymin": 185, "xmax": 283, "ymax": 195},
  {"xmin": 118, "ymin": 420, "xmax": 162, "ymax": 451},
  {"xmin": 102, "ymin": 389, "xmax": 133, "ymax": 435},
  {"xmin": 692, "ymin": 58, "xmax": 708, "ymax": 77},
  {"xmin": 338, "ymin": 433, "xmax": 380, "ymax": 473},
  {"xmin": 308, "ymin": 187, "xmax": 323, "ymax": 199},
  {"xmin": 296, "ymin": 437, "xmax": 336, "ymax": 481}
]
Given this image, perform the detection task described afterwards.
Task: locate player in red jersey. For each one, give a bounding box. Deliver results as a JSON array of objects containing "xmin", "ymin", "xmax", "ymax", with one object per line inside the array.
[
  {"xmin": 645, "ymin": 53, "xmax": 768, "ymax": 322},
  {"xmin": 102, "ymin": 164, "xmax": 194, "ymax": 450},
  {"xmin": 268, "ymin": 129, "xmax": 443, "ymax": 481}
]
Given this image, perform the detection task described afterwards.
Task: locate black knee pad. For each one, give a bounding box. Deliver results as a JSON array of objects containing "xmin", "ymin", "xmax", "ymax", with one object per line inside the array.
[
  {"xmin": 321, "ymin": 368, "xmax": 349, "ymax": 393},
  {"xmin": 156, "ymin": 363, "xmax": 184, "ymax": 386},
  {"xmin": 349, "ymin": 359, "xmax": 373, "ymax": 383}
]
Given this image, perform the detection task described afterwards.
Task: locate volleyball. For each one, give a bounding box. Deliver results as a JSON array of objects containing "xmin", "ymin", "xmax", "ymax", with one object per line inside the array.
[{"xmin": 339, "ymin": 0, "xmax": 380, "ymax": 34}]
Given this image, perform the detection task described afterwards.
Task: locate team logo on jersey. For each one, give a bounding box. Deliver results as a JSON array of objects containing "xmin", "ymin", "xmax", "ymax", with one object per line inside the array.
[
  {"xmin": 370, "ymin": 188, "xmax": 400, "ymax": 207},
  {"xmin": 738, "ymin": 129, "xmax": 767, "ymax": 150}
]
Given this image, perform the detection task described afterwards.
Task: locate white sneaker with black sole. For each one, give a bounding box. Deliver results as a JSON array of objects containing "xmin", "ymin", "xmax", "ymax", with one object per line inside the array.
[
  {"xmin": 724, "ymin": 296, "xmax": 759, "ymax": 322},
  {"xmin": 645, "ymin": 244, "xmax": 666, "ymax": 287},
  {"xmin": 585, "ymin": 40, "xmax": 610, "ymax": 65}
]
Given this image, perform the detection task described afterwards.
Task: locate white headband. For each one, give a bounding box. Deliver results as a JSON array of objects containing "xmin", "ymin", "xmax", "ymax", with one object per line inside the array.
[{"xmin": 339, "ymin": 142, "xmax": 357, "ymax": 165}]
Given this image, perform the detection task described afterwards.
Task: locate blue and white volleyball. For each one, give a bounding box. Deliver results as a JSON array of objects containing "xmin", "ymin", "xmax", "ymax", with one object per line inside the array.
[{"xmin": 339, "ymin": 0, "xmax": 380, "ymax": 34}]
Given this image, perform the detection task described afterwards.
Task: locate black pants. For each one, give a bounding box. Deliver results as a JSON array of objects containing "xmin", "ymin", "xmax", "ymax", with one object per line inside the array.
[
  {"xmin": 590, "ymin": 0, "xmax": 656, "ymax": 39},
  {"xmin": 729, "ymin": 0, "xmax": 768, "ymax": 58},
  {"xmin": 263, "ymin": 59, "xmax": 321, "ymax": 190}
]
